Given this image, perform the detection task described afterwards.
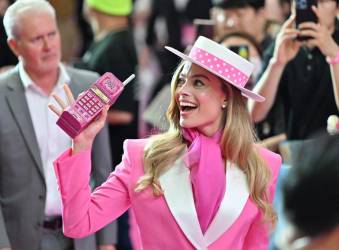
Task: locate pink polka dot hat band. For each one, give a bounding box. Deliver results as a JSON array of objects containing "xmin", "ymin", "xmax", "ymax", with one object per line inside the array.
[{"xmin": 165, "ymin": 36, "xmax": 265, "ymax": 102}]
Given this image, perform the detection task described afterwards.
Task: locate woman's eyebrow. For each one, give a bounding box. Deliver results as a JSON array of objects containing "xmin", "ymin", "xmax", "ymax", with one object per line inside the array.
[{"xmin": 191, "ymin": 74, "xmax": 210, "ymax": 81}]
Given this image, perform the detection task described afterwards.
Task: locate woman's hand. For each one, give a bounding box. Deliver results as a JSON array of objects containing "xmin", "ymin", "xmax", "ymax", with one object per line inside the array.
[
  {"xmin": 272, "ymin": 15, "xmax": 301, "ymax": 66},
  {"xmin": 48, "ymin": 84, "xmax": 109, "ymax": 155}
]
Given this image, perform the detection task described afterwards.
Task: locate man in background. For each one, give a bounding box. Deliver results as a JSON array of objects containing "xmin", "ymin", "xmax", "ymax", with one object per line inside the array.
[
  {"xmin": 211, "ymin": 0, "xmax": 272, "ymax": 51},
  {"xmin": 0, "ymin": 0, "xmax": 116, "ymax": 249}
]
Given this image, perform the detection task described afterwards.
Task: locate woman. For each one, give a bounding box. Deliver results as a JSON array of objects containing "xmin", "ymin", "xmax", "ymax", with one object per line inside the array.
[{"xmin": 50, "ymin": 36, "xmax": 281, "ymax": 250}]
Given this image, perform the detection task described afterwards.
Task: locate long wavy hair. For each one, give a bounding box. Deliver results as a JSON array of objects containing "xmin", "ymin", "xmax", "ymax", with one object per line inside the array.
[{"xmin": 135, "ymin": 61, "xmax": 276, "ymax": 224}]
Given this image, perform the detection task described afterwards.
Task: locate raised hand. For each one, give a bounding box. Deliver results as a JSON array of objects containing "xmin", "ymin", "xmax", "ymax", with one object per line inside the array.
[
  {"xmin": 298, "ymin": 5, "xmax": 338, "ymax": 58},
  {"xmin": 48, "ymin": 84, "xmax": 109, "ymax": 155},
  {"xmin": 272, "ymin": 15, "xmax": 302, "ymax": 66}
]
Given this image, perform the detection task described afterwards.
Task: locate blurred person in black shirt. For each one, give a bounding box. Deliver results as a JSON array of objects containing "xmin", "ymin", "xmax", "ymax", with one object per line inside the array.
[{"xmin": 250, "ymin": 0, "xmax": 339, "ymax": 140}]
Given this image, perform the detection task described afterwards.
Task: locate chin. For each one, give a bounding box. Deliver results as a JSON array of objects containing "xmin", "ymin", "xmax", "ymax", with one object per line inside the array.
[
  {"xmin": 179, "ymin": 120, "xmax": 195, "ymax": 129},
  {"xmin": 41, "ymin": 62, "xmax": 59, "ymax": 72}
]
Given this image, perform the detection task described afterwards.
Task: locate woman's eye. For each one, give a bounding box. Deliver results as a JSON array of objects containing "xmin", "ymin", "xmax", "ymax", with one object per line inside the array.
[
  {"xmin": 193, "ymin": 79, "xmax": 205, "ymax": 87},
  {"xmin": 177, "ymin": 78, "xmax": 185, "ymax": 87}
]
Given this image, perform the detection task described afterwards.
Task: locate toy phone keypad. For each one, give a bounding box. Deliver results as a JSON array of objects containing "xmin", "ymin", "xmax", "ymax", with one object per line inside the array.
[{"xmin": 75, "ymin": 91, "xmax": 104, "ymax": 120}]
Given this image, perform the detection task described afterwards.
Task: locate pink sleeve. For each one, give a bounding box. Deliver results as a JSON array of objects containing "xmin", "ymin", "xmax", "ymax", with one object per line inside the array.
[
  {"xmin": 53, "ymin": 142, "xmax": 133, "ymax": 238},
  {"xmin": 243, "ymin": 148, "xmax": 282, "ymax": 250}
]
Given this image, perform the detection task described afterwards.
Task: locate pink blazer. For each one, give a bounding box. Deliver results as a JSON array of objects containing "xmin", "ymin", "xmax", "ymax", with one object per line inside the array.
[{"xmin": 54, "ymin": 139, "xmax": 281, "ymax": 250}]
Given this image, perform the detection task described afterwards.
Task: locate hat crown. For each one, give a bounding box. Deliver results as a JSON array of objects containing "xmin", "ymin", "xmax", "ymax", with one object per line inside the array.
[{"xmin": 189, "ymin": 36, "xmax": 254, "ymax": 88}]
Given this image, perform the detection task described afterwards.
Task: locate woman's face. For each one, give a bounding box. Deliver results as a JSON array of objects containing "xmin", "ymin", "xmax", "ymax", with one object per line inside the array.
[{"xmin": 175, "ymin": 62, "xmax": 227, "ymax": 136}]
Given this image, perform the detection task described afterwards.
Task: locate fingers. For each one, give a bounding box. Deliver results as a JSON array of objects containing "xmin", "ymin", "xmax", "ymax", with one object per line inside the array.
[
  {"xmin": 63, "ymin": 84, "xmax": 75, "ymax": 105},
  {"xmin": 98, "ymin": 105, "xmax": 109, "ymax": 124},
  {"xmin": 311, "ymin": 5, "xmax": 321, "ymax": 24},
  {"xmin": 282, "ymin": 15, "xmax": 296, "ymax": 29},
  {"xmin": 299, "ymin": 29, "xmax": 318, "ymax": 40},
  {"xmin": 89, "ymin": 105, "xmax": 109, "ymax": 131},
  {"xmin": 52, "ymin": 93, "xmax": 67, "ymax": 109},
  {"xmin": 278, "ymin": 29, "xmax": 300, "ymax": 45},
  {"xmin": 298, "ymin": 22, "xmax": 318, "ymax": 31},
  {"xmin": 296, "ymin": 22, "xmax": 321, "ymax": 42},
  {"xmin": 282, "ymin": 28, "xmax": 300, "ymax": 38},
  {"xmin": 48, "ymin": 103, "xmax": 62, "ymax": 116}
]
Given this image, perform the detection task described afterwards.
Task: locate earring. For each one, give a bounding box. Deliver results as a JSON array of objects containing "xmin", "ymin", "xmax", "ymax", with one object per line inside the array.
[{"xmin": 222, "ymin": 101, "xmax": 227, "ymax": 109}]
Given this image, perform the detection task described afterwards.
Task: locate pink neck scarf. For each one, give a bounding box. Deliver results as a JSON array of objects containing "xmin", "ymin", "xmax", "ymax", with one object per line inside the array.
[{"xmin": 182, "ymin": 128, "xmax": 226, "ymax": 234}]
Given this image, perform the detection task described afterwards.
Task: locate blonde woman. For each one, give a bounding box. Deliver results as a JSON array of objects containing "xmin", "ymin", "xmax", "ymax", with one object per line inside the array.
[{"xmin": 50, "ymin": 36, "xmax": 281, "ymax": 250}]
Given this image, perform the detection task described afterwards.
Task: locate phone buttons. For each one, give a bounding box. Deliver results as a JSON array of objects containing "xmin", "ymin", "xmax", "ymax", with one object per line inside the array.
[{"xmin": 72, "ymin": 113, "xmax": 81, "ymax": 121}]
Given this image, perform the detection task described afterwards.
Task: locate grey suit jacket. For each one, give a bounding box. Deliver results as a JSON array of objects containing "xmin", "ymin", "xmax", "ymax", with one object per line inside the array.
[{"xmin": 0, "ymin": 66, "xmax": 117, "ymax": 250}]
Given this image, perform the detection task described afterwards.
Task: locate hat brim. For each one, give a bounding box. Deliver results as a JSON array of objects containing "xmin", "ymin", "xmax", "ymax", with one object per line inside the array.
[{"xmin": 165, "ymin": 46, "xmax": 265, "ymax": 102}]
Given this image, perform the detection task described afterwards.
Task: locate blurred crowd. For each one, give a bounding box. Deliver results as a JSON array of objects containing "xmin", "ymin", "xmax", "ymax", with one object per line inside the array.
[{"xmin": 0, "ymin": 0, "xmax": 339, "ymax": 250}]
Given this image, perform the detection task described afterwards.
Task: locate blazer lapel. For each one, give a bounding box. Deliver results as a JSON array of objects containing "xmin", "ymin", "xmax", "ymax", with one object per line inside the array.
[
  {"xmin": 159, "ymin": 158, "xmax": 207, "ymax": 250},
  {"xmin": 204, "ymin": 162, "xmax": 249, "ymax": 245},
  {"xmin": 159, "ymin": 157, "xmax": 249, "ymax": 248},
  {"xmin": 5, "ymin": 73, "xmax": 44, "ymax": 178}
]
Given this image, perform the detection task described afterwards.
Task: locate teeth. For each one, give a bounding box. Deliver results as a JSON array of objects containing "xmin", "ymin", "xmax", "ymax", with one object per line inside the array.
[{"xmin": 180, "ymin": 102, "xmax": 197, "ymax": 108}]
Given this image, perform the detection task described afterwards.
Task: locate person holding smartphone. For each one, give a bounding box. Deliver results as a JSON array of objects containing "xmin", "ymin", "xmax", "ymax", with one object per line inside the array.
[
  {"xmin": 249, "ymin": 0, "xmax": 339, "ymax": 140},
  {"xmin": 50, "ymin": 36, "xmax": 282, "ymax": 250}
]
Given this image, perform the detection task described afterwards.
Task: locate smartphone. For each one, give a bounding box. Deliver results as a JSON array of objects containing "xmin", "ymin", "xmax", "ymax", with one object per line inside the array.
[
  {"xmin": 295, "ymin": 0, "xmax": 318, "ymax": 41},
  {"xmin": 56, "ymin": 72, "xmax": 135, "ymax": 138},
  {"xmin": 228, "ymin": 45, "xmax": 250, "ymax": 60}
]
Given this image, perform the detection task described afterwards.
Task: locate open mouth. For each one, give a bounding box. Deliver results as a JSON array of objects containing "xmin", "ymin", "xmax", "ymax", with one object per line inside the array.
[{"xmin": 179, "ymin": 101, "xmax": 198, "ymax": 112}]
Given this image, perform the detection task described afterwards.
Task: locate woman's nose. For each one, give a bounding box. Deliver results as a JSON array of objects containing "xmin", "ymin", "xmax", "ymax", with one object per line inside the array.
[{"xmin": 176, "ymin": 82, "xmax": 191, "ymax": 96}]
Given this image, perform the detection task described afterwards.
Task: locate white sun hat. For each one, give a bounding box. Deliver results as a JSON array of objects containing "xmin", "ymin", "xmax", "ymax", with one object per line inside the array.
[{"xmin": 165, "ymin": 36, "xmax": 265, "ymax": 102}]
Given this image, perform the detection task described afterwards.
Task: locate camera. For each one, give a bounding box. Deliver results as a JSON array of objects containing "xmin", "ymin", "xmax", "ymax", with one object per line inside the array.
[{"xmin": 228, "ymin": 45, "xmax": 250, "ymax": 60}]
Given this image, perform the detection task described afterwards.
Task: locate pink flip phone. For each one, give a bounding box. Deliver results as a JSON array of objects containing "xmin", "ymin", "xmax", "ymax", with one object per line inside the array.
[{"xmin": 57, "ymin": 72, "xmax": 135, "ymax": 138}]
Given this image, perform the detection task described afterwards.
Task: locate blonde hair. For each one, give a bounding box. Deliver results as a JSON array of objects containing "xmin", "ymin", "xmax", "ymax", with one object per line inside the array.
[{"xmin": 135, "ymin": 62, "xmax": 276, "ymax": 224}]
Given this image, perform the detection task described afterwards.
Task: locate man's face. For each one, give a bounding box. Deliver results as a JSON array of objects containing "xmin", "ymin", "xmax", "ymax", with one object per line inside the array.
[
  {"xmin": 9, "ymin": 11, "xmax": 61, "ymax": 76},
  {"xmin": 212, "ymin": 6, "xmax": 263, "ymax": 40}
]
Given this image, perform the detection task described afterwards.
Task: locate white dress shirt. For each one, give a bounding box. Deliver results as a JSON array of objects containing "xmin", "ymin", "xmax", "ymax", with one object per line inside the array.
[{"xmin": 19, "ymin": 62, "xmax": 72, "ymax": 216}]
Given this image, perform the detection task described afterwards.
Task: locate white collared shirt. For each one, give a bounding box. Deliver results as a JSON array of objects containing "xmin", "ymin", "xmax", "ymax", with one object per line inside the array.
[{"xmin": 19, "ymin": 62, "xmax": 72, "ymax": 216}]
